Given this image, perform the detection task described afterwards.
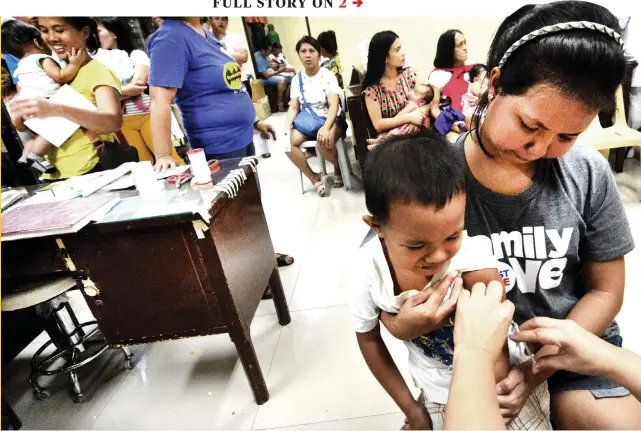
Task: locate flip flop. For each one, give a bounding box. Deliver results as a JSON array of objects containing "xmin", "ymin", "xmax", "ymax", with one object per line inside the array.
[
  {"xmin": 276, "ymin": 253, "xmax": 294, "ymax": 267},
  {"xmin": 333, "ymin": 175, "xmax": 344, "ymax": 188},
  {"xmin": 313, "ymin": 180, "xmax": 327, "ymax": 197}
]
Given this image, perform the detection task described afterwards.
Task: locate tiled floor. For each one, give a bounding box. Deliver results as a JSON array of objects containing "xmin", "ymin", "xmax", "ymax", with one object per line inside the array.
[{"xmin": 4, "ymin": 113, "xmax": 641, "ymax": 429}]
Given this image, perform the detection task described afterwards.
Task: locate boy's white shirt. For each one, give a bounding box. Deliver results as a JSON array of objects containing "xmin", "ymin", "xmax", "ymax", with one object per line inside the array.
[{"xmin": 350, "ymin": 230, "xmax": 502, "ymax": 404}]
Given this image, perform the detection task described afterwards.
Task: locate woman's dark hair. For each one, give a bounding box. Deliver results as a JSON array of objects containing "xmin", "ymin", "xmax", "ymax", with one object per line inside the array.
[
  {"xmin": 469, "ymin": 64, "xmax": 487, "ymax": 82},
  {"xmin": 433, "ymin": 29, "xmax": 463, "ymax": 69},
  {"xmin": 255, "ymin": 39, "xmax": 269, "ymax": 52},
  {"xmin": 60, "ymin": 17, "xmax": 101, "ymax": 55},
  {"xmin": 96, "ymin": 17, "xmax": 135, "ymax": 54},
  {"xmin": 362, "ymin": 31, "xmax": 400, "ymax": 90},
  {"xmin": 1, "ymin": 20, "xmax": 43, "ymax": 58},
  {"xmin": 317, "ymin": 30, "xmax": 338, "ymax": 56},
  {"xmin": 364, "ymin": 130, "xmax": 466, "ymax": 225},
  {"xmin": 472, "ymin": 1, "xmax": 626, "ymax": 157},
  {"xmin": 295, "ymin": 36, "xmax": 321, "ymax": 54},
  {"xmin": 271, "ymin": 42, "xmax": 282, "ymax": 50}
]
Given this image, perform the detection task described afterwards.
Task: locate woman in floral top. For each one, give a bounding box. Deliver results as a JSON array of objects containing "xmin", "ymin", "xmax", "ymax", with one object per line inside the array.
[{"xmin": 362, "ymin": 31, "xmax": 429, "ymax": 141}]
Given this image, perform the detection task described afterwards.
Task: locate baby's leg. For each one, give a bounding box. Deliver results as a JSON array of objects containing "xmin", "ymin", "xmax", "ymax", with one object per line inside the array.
[
  {"xmin": 19, "ymin": 135, "xmax": 57, "ymax": 174},
  {"xmin": 29, "ymin": 135, "xmax": 55, "ymax": 156}
]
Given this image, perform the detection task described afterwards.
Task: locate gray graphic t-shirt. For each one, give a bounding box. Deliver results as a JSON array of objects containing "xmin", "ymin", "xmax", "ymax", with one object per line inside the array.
[{"xmin": 456, "ymin": 139, "xmax": 635, "ymax": 338}]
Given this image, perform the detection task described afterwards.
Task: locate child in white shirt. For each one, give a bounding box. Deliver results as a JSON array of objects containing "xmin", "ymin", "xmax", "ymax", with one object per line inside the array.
[
  {"xmin": 351, "ymin": 131, "xmax": 549, "ymax": 430},
  {"xmin": 2, "ymin": 20, "xmax": 85, "ymax": 174}
]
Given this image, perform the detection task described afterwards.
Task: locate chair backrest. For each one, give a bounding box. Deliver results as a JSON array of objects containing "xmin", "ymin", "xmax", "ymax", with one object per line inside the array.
[{"xmin": 614, "ymin": 86, "xmax": 626, "ymax": 126}]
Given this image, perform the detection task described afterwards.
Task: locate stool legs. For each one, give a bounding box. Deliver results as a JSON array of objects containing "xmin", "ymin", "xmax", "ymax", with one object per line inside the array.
[
  {"xmin": 29, "ymin": 301, "xmax": 133, "ymax": 403},
  {"xmin": 30, "ymin": 371, "xmax": 49, "ymax": 400},
  {"xmin": 68, "ymin": 349, "xmax": 84, "ymax": 403},
  {"xmin": 122, "ymin": 346, "xmax": 134, "ymax": 370}
]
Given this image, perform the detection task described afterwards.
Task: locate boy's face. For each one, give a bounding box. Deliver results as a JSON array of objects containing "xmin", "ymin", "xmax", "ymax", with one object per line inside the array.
[{"xmin": 368, "ymin": 194, "xmax": 466, "ymax": 278}]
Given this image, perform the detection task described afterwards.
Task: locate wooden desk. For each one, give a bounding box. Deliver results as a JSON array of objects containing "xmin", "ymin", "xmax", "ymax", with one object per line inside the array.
[{"xmin": 2, "ymin": 158, "xmax": 290, "ymax": 405}]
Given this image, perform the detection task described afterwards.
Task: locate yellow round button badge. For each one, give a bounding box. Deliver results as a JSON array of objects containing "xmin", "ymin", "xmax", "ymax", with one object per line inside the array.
[{"xmin": 223, "ymin": 62, "xmax": 242, "ymax": 89}]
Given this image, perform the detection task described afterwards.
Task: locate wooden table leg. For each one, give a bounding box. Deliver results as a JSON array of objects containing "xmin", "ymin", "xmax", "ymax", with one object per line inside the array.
[
  {"xmin": 230, "ymin": 329, "xmax": 270, "ymax": 405},
  {"xmin": 269, "ymin": 268, "xmax": 291, "ymax": 326}
]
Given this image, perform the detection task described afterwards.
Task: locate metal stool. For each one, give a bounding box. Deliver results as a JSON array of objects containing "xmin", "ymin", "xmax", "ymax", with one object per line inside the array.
[{"xmin": 2, "ymin": 276, "xmax": 133, "ymax": 403}]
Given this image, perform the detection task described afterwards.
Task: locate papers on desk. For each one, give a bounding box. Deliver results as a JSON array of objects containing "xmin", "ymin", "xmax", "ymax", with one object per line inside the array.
[
  {"xmin": 23, "ymin": 85, "xmax": 97, "ymax": 147},
  {"xmin": 103, "ymin": 164, "xmax": 192, "ymax": 191},
  {"xmin": 1, "ymin": 194, "xmax": 122, "ymax": 241},
  {"xmin": 1, "ymin": 189, "xmax": 28, "ymax": 211}
]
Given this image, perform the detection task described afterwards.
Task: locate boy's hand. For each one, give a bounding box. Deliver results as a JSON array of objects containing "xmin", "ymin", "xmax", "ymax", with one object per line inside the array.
[
  {"xmin": 68, "ymin": 47, "xmax": 87, "ymax": 66},
  {"xmin": 381, "ymin": 273, "xmax": 463, "ymax": 340},
  {"xmin": 402, "ymin": 403, "xmax": 431, "ymax": 430}
]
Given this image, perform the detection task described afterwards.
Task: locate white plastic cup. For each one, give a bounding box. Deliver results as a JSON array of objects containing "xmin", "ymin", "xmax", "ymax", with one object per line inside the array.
[{"xmin": 187, "ymin": 149, "xmax": 212, "ymax": 184}]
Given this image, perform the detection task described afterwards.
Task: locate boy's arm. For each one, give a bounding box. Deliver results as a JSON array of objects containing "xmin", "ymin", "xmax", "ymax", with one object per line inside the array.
[
  {"xmin": 462, "ymin": 269, "xmax": 506, "ymax": 301},
  {"xmin": 356, "ymin": 327, "xmax": 426, "ymax": 423},
  {"xmin": 40, "ymin": 57, "xmax": 80, "ymax": 85}
]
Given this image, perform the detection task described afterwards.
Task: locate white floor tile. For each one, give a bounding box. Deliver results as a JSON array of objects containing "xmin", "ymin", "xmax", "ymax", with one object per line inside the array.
[
  {"xmin": 252, "ymin": 306, "xmax": 410, "ymax": 430},
  {"xmin": 256, "ymin": 412, "xmax": 406, "ymax": 430},
  {"xmin": 89, "ymin": 315, "xmax": 284, "ymax": 430}
]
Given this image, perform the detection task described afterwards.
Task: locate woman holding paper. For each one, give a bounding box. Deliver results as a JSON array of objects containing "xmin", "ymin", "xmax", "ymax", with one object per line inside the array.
[{"xmin": 9, "ymin": 17, "xmax": 123, "ymax": 180}]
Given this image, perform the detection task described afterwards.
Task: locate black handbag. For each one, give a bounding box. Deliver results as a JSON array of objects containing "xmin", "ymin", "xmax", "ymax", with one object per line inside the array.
[{"xmin": 88, "ymin": 131, "xmax": 139, "ymax": 170}]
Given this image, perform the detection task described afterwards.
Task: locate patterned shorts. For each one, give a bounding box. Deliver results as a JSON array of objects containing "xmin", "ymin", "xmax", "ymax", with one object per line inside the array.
[{"xmin": 420, "ymin": 382, "xmax": 552, "ymax": 430}]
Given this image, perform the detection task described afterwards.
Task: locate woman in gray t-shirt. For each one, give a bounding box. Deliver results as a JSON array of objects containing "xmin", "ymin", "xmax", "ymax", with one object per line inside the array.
[{"xmin": 383, "ymin": 1, "xmax": 640, "ymax": 429}]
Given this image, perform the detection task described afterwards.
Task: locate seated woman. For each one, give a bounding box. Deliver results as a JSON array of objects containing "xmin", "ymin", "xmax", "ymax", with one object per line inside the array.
[
  {"xmin": 318, "ymin": 30, "xmax": 343, "ymax": 88},
  {"xmin": 428, "ymin": 29, "xmax": 475, "ymax": 142},
  {"xmin": 362, "ymin": 31, "xmax": 430, "ymax": 150},
  {"xmin": 9, "ymin": 17, "xmax": 123, "ymax": 181},
  {"xmin": 95, "ymin": 17, "xmax": 183, "ymax": 165},
  {"xmin": 283, "ymin": 36, "xmax": 347, "ymax": 197}
]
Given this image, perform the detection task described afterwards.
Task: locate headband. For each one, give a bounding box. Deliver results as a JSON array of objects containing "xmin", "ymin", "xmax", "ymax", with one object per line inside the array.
[{"xmin": 498, "ymin": 21, "xmax": 626, "ymax": 69}]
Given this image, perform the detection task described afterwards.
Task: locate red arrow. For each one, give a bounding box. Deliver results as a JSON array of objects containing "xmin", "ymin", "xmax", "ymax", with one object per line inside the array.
[{"xmin": 352, "ymin": 0, "xmax": 363, "ymax": 6}]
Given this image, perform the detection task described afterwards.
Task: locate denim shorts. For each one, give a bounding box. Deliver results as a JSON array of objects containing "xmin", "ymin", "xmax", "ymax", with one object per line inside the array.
[{"xmin": 547, "ymin": 334, "xmax": 630, "ymax": 399}]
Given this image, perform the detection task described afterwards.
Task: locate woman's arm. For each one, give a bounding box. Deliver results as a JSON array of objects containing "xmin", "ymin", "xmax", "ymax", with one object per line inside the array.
[
  {"xmin": 364, "ymin": 96, "xmax": 423, "ymax": 133},
  {"xmin": 9, "ymin": 86, "xmax": 122, "ymax": 133},
  {"xmin": 150, "ymin": 85, "xmax": 179, "ymax": 171},
  {"xmin": 446, "ymin": 281, "xmax": 514, "ymax": 430},
  {"xmin": 566, "ymin": 258, "xmax": 625, "ymax": 335},
  {"xmin": 284, "ymin": 98, "xmax": 300, "ymax": 132},
  {"xmin": 356, "ymin": 328, "xmax": 429, "ymax": 429},
  {"xmin": 316, "ymin": 93, "xmax": 340, "ymax": 147}
]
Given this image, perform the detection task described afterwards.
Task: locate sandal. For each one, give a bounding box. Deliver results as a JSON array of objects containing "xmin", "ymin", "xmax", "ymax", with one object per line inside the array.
[
  {"xmin": 276, "ymin": 253, "xmax": 294, "ymax": 267},
  {"xmin": 333, "ymin": 175, "xmax": 344, "ymax": 188},
  {"xmin": 313, "ymin": 177, "xmax": 327, "ymax": 197}
]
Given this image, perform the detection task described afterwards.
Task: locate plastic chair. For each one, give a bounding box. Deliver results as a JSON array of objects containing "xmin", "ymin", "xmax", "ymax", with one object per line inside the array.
[
  {"xmin": 576, "ymin": 86, "xmax": 641, "ymax": 160},
  {"xmin": 298, "ymin": 92, "xmax": 356, "ymax": 193}
]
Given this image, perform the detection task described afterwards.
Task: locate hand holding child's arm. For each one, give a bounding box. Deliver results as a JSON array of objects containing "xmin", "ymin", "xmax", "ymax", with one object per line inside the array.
[
  {"xmin": 510, "ymin": 317, "xmax": 641, "ymax": 403},
  {"xmin": 446, "ymin": 281, "xmax": 515, "ymax": 430}
]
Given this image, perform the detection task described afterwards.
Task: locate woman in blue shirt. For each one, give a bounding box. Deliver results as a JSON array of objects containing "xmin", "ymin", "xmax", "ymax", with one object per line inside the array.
[
  {"xmin": 149, "ymin": 17, "xmax": 294, "ymax": 270},
  {"xmin": 148, "ymin": 17, "xmax": 275, "ymax": 172}
]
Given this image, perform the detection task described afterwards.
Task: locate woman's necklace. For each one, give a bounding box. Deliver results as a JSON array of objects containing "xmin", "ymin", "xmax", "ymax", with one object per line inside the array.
[{"xmin": 380, "ymin": 73, "xmax": 398, "ymax": 92}]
